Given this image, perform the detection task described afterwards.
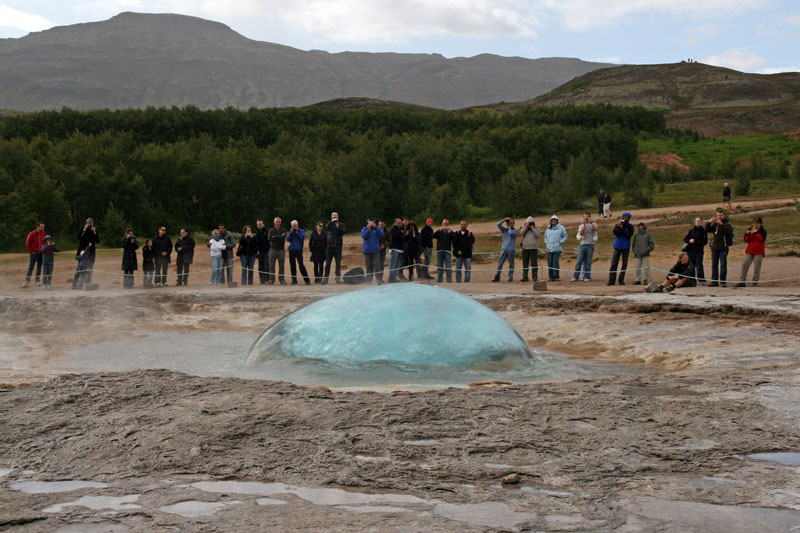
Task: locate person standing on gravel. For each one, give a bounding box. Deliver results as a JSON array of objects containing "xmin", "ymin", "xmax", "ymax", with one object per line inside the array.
[
  {"xmin": 608, "ymin": 212, "xmax": 634, "ymax": 286},
  {"xmin": 72, "ymin": 218, "xmax": 100, "ymax": 290},
  {"xmin": 544, "ymin": 215, "xmax": 568, "ymax": 282},
  {"xmin": 735, "ymin": 217, "xmax": 767, "ymax": 288},
  {"xmin": 705, "ymin": 209, "xmax": 732, "ymax": 287},
  {"xmin": 519, "ymin": 217, "xmax": 541, "ymax": 282},
  {"xmin": 255, "ymin": 219, "xmax": 271, "ymax": 285},
  {"xmin": 571, "ymin": 213, "xmax": 597, "ymax": 282},
  {"xmin": 631, "ymin": 222, "xmax": 655, "ymax": 286},
  {"xmin": 268, "ymin": 217, "xmax": 287, "ymax": 285},
  {"xmin": 683, "ymin": 217, "xmax": 708, "ymax": 285},
  {"xmin": 492, "ymin": 218, "xmax": 517, "ymax": 283},
  {"xmin": 175, "ymin": 228, "xmax": 195, "ymax": 286},
  {"xmin": 602, "ymin": 190, "xmax": 612, "ymax": 219},
  {"xmin": 433, "ymin": 219, "xmax": 455, "ymax": 283},
  {"xmin": 120, "ymin": 229, "xmax": 138, "ymax": 289},
  {"xmin": 151, "ymin": 226, "xmax": 173, "ymax": 287},
  {"xmin": 324, "ymin": 212, "xmax": 346, "ymax": 284},
  {"xmin": 722, "ymin": 182, "xmax": 732, "ymax": 211},
  {"xmin": 361, "ymin": 216, "xmax": 383, "ymax": 284},
  {"xmin": 453, "ymin": 220, "xmax": 475, "ymax": 283},
  {"xmin": 309, "ymin": 221, "xmax": 327, "ymax": 284},
  {"xmin": 23, "ymin": 221, "xmax": 47, "ymax": 287},
  {"xmin": 218, "ymin": 224, "xmax": 236, "ymax": 284},
  {"xmin": 419, "ymin": 217, "xmax": 435, "ymax": 280}
]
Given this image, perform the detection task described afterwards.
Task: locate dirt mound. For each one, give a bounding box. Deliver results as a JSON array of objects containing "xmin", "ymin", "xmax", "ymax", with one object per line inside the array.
[{"xmin": 639, "ymin": 151, "xmax": 690, "ymax": 172}]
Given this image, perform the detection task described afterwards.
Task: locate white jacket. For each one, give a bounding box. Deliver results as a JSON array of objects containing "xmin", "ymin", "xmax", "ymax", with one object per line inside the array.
[{"xmin": 209, "ymin": 238, "xmax": 226, "ymax": 257}]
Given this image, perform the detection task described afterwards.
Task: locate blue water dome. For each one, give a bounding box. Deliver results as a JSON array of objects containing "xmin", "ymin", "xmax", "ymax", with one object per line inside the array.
[{"xmin": 246, "ymin": 284, "xmax": 532, "ymax": 369}]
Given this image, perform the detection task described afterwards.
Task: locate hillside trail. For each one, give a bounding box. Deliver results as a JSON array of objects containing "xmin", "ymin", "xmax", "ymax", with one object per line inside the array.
[{"xmin": 466, "ymin": 196, "xmax": 799, "ymax": 235}]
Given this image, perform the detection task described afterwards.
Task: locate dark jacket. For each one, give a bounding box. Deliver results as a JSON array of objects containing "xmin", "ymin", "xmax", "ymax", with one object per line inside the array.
[
  {"xmin": 668, "ymin": 260, "xmax": 697, "ymax": 287},
  {"xmin": 152, "ymin": 234, "xmax": 173, "ymax": 263},
  {"xmin": 239, "ymin": 235, "xmax": 258, "ymax": 257},
  {"xmin": 121, "ymin": 236, "xmax": 139, "ymax": 271},
  {"xmin": 379, "ymin": 226, "xmax": 391, "ymax": 252},
  {"xmin": 705, "ymin": 219, "xmax": 732, "ymax": 251},
  {"xmin": 221, "ymin": 231, "xmax": 236, "ymax": 259},
  {"xmin": 612, "ymin": 220, "xmax": 634, "ymax": 251},
  {"xmin": 77, "ymin": 226, "xmax": 100, "ymax": 259},
  {"xmin": 41, "ymin": 242, "xmax": 59, "ymax": 264},
  {"xmin": 142, "ymin": 245, "xmax": 155, "ymax": 272},
  {"xmin": 404, "ymin": 227, "xmax": 421, "ymax": 259},
  {"xmin": 389, "ymin": 225, "xmax": 405, "ymax": 251},
  {"xmin": 326, "ymin": 220, "xmax": 346, "ymax": 247},
  {"xmin": 433, "ymin": 228, "xmax": 455, "ymax": 252},
  {"xmin": 309, "ymin": 230, "xmax": 327, "ymax": 262},
  {"xmin": 453, "ymin": 229, "xmax": 475, "ymax": 259},
  {"xmin": 175, "ymin": 235, "xmax": 195, "ymax": 265},
  {"xmin": 420, "ymin": 225, "xmax": 434, "ymax": 249},
  {"xmin": 268, "ymin": 227, "xmax": 287, "ymax": 251},
  {"xmin": 683, "ymin": 225, "xmax": 708, "ymax": 255},
  {"xmin": 255, "ymin": 227, "xmax": 270, "ymax": 256}
]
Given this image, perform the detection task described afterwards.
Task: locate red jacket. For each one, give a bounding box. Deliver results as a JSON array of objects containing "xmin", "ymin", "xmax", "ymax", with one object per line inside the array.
[
  {"xmin": 744, "ymin": 230, "xmax": 765, "ymax": 256},
  {"xmin": 26, "ymin": 230, "xmax": 47, "ymax": 254}
]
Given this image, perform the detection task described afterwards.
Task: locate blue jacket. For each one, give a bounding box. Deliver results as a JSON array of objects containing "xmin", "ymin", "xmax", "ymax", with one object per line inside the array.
[
  {"xmin": 612, "ymin": 220, "xmax": 634, "ymax": 250},
  {"xmin": 286, "ymin": 229, "xmax": 306, "ymax": 252},
  {"xmin": 360, "ymin": 226, "xmax": 383, "ymax": 254},
  {"xmin": 497, "ymin": 220, "xmax": 517, "ymax": 252},
  {"xmin": 544, "ymin": 223, "xmax": 568, "ymax": 252}
]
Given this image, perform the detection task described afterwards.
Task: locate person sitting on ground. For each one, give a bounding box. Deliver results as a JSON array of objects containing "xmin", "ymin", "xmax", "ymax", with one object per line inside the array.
[
  {"xmin": 650, "ymin": 251, "xmax": 697, "ymax": 293},
  {"xmin": 735, "ymin": 217, "xmax": 767, "ymax": 288},
  {"xmin": 121, "ymin": 229, "xmax": 138, "ymax": 289},
  {"xmin": 40, "ymin": 235, "xmax": 59, "ymax": 290},
  {"xmin": 631, "ymin": 222, "xmax": 655, "ymax": 286}
]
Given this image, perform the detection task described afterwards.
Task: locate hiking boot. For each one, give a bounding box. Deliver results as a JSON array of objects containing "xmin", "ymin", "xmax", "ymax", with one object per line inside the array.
[{"xmin": 652, "ymin": 286, "xmax": 664, "ymax": 293}]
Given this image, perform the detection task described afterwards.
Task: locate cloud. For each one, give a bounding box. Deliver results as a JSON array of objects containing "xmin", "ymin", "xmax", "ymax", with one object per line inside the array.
[
  {"xmin": 537, "ymin": 0, "xmax": 767, "ymax": 31},
  {"xmin": 702, "ymin": 48, "xmax": 767, "ymax": 71},
  {"xmin": 759, "ymin": 65, "xmax": 800, "ymax": 74},
  {"xmin": 787, "ymin": 14, "xmax": 800, "ymax": 26},
  {"xmin": 0, "ymin": 5, "xmax": 54, "ymax": 32},
  {"xmin": 590, "ymin": 55, "xmax": 622, "ymax": 63}
]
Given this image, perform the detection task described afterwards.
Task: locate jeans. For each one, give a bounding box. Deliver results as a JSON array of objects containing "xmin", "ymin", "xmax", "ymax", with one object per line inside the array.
[
  {"xmin": 211, "ymin": 256, "xmax": 225, "ymax": 285},
  {"xmin": 547, "ymin": 251, "xmax": 562, "ymax": 280},
  {"xmin": 289, "ymin": 250, "xmax": 310, "ymax": 284},
  {"xmin": 521, "ymin": 249, "xmax": 538, "ymax": 281},
  {"xmin": 324, "ymin": 246, "xmax": 342, "ymax": 282},
  {"xmin": 421, "ymin": 246, "xmax": 432, "ymax": 278},
  {"xmin": 176, "ymin": 258, "xmax": 190, "ymax": 285},
  {"xmin": 455, "ymin": 256, "xmax": 471, "ymax": 283},
  {"xmin": 269, "ymin": 249, "xmax": 285, "ymax": 283},
  {"xmin": 572, "ymin": 244, "xmax": 594, "ymax": 280},
  {"xmin": 240, "ymin": 255, "xmax": 255, "ymax": 285},
  {"xmin": 608, "ymin": 248, "xmax": 629, "ymax": 284},
  {"xmin": 364, "ymin": 253, "xmax": 381, "ymax": 283},
  {"xmin": 42, "ymin": 263, "xmax": 53, "ymax": 287},
  {"xmin": 494, "ymin": 249, "xmax": 515, "ymax": 281},
  {"xmin": 436, "ymin": 251, "xmax": 452, "ymax": 282},
  {"xmin": 257, "ymin": 251, "xmax": 270, "ymax": 284},
  {"xmin": 633, "ymin": 255, "xmax": 650, "ymax": 284},
  {"xmin": 688, "ymin": 250, "xmax": 705, "ymax": 282},
  {"xmin": 378, "ymin": 249, "xmax": 387, "ymax": 282},
  {"xmin": 25, "ymin": 253, "xmax": 43, "ymax": 284},
  {"xmin": 711, "ymin": 249, "xmax": 728, "ymax": 284},
  {"xmin": 154, "ymin": 256, "xmax": 169, "ymax": 285},
  {"xmin": 389, "ymin": 250, "xmax": 404, "ymax": 281},
  {"xmin": 224, "ymin": 256, "xmax": 234, "ymax": 283},
  {"xmin": 739, "ymin": 254, "xmax": 763, "ymax": 284}
]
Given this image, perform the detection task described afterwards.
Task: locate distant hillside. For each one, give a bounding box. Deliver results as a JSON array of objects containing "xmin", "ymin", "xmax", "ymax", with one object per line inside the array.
[
  {"xmin": 0, "ymin": 12, "xmax": 613, "ymax": 111},
  {"xmin": 491, "ymin": 62, "xmax": 800, "ymax": 135}
]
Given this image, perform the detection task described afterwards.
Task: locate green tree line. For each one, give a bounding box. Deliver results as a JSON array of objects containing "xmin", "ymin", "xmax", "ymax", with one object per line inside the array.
[{"xmin": 0, "ymin": 105, "xmax": 665, "ymax": 249}]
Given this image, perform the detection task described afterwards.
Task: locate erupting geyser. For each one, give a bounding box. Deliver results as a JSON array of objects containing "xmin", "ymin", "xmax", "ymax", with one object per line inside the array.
[{"xmin": 246, "ymin": 284, "xmax": 532, "ymax": 369}]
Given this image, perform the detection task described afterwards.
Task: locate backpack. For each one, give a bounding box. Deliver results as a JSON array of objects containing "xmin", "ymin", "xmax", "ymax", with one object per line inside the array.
[{"xmin": 343, "ymin": 267, "xmax": 368, "ymax": 284}]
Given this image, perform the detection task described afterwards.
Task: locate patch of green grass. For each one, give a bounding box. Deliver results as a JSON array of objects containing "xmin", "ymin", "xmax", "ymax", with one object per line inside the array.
[{"xmin": 644, "ymin": 179, "xmax": 800, "ymax": 207}]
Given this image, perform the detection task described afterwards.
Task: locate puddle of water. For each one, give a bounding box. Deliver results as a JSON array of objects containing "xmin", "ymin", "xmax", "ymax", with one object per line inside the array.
[
  {"xmin": 43, "ymin": 495, "xmax": 140, "ymax": 513},
  {"xmin": 256, "ymin": 497, "xmax": 287, "ymax": 506},
  {"xmin": 23, "ymin": 470, "xmax": 36, "ymax": 475},
  {"xmin": 11, "ymin": 480, "xmax": 108, "ymax": 493},
  {"xmin": 747, "ymin": 452, "xmax": 800, "ymax": 466},
  {"xmin": 353, "ymin": 455, "xmax": 390, "ymax": 463},
  {"xmin": 190, "ymin": 480, "xmax": 533, "ymax": 529},
  {"xmin": 0, "ymin": 468, "xmax": 11, "ymax": 478},
  {"xmin": 403, "ymin": 440, "xmax": 438, "ymax": 446},
  {"xmin": 159, "ymin": 500, "xmax": 241, "ymax": 518}
]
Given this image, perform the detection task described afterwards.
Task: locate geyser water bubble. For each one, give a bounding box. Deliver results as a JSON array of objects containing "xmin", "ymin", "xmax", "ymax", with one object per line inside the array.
[{"xmin": 246, "ymin": 284, "xmax": 531, "ymax": 369}]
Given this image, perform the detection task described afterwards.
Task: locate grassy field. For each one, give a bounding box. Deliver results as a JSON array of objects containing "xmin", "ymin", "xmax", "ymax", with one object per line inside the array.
[{"xmin": 636, "ymin": 178, "xmax": 800, "ymax": 207}]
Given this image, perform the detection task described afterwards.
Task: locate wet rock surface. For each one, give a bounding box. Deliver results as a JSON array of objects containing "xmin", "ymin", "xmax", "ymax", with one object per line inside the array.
[{"xmin": 2, "ymin": 363, "xmax": 799, "ymax": 531}]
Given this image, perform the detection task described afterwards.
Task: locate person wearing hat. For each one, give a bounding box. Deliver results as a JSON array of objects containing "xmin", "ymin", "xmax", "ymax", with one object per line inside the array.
[
  {"xmin": 419, "ymin": 217, "xmax": 435, "ymax": 280},
  {"xmin": 608, "ymin": 212, "xmax": 634, "ymax": 286},
  {"xmin": 40, "ymin": 235, "xmax": 59, "ymax": 290},
  {"xmin": 631, "ymin": 222, "xmax": 655, "ymax": 285},
  {"xmin": 324, "ymin": 212, "xmax": 346, "ymax": 284},
  {"xmin": 544, "ymin": 215, "xmax": 568, "ymax": 282}
]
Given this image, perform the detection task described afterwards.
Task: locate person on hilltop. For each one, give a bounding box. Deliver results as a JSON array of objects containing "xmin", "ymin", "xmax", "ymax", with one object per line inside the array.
[
  {"xmin": 571, "ymin": 213, "xmax": 597, "ymax": 282},
  {"xmin": 255, "ymin": 219, "xmax": 271, "ymax": 285},
  {"xmin": 309, "ymin": 221, "xmax": 327, "ymax": 284},
  {"xmin": 388, "ymin": 218, "xmax": 405, "ymax": 283},
  {"xmin": 519, "ymin": 216, "xmax": 541, "ymax": 282},
  {"xmin": 544, "ymin": 215, "xmax": 568, "ymax": 282},
  {"xmin": 151, "ymin": 226, "xmax": 173, "ymax": 287},
  {"xmin": 72, "ymin": 218, "xmax": 100, "ymax": 290},
  {"xmin": 649, "ymin": 251, "xmax": 697, "ymax": 293},
  {"xmin": 175, "ymin": 228, "xmax": 195, "ymax": 286},
  {"xmin": 23, "ymin": 221, "xmax": 47, "ymax": 287},
  {"xmin": 324, "ymin": 212, "xmax": 346, "ymax": 284},
  {"xmin": 40, "ymin": 235, "xmax": 59, "ymax": 290},
  {"xmin": 419, "ymin": 217, "xmax": 435, "ymax": 280},
  {"xmin": 268, "ymin": 217, "xmax": 288, "ymax": 285},
  {"xmin": 735, "ymin": 217, "xmax": 767, "ymax": 288},
  {"xmin": 361, "ymin": 216, "xmax": 384, "ymax": 284},
  {"xmin": 120, "ymin": 229, "xmax": 139, "ymax": 289},
  {"xmin": 631, "ymin": 222, "xmax": 655, "ymax": 286},
  {"xmin": 238, "ymin": 225, "xmax": 258, "ymax": 286},
  {"xmin": 602, "ymin": 190, "xmax": 612, "ymax": 219},
  {"xmin": 378, "ymin": 219, "xmax": 390, "ymax": 284},
  {"xmin": 705, "ymin": 209, "xmax": 733, "ymax": 287},
  {"xmin": 453, "ymin": 220, "xmax": 475, "ymax": 283},
  {"xmin": 433, "ymin": 219, "xmax": 455, "ymax": 283},
  {"xmin": 683, "ymin": 217, "xmax": 708, "ymax": 285},
  {"xmin": 286, "ymin": 220, "xmax": 310, "ymax": 285},
  {"xmin": 722, "ymin": 182, "xmax": 732, "ymax": 211},
  {"xmin": 607, "ymin": 212, "xmax": 634, "ymax": 286},
  {"xmin": 492, "ymin": 218, "xmax": 517, "ymax": 282}
]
